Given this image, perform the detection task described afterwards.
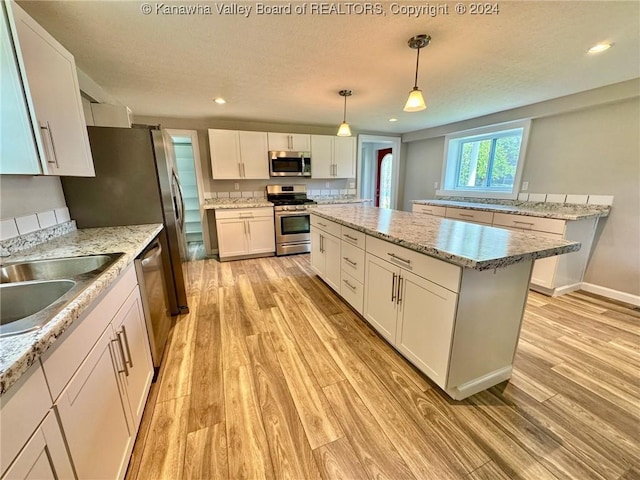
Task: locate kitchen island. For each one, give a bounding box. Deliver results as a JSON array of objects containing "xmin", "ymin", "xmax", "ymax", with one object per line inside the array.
[{"xmin": 310, "ymin": 205, "xmax": 580, "ymax": 400}]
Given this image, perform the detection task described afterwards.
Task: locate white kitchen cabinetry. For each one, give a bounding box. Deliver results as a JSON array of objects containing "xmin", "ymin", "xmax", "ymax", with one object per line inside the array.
[
  {"xmin": 216, "ymin": 207, "xmax": 275, "ymax": 260},
  {"xmin": 412, "ymin": 204, "xmax": 446, "ymax": 217},
  {"xmin": 340, "ymin": 227, "xmax": 366, "ymax": 314},
  {"xmin": 311, "ymin": 135, "xmax": 356, "ymax": 178},
  {"xmin": 445, "ymin": 207, "xmax": 494, "ymax": 225},
  {"xmin": 208, "ymin": 129, "xmax": 269, "ymax": 179},
  {"xmin": 0, "ymin": 364, "xmax": 74, "ymax": 479},
  {"xmin": 3, "ymin": 1, "xmax": 94, "ymax": 176},
  {"xmin": 267, "ymin": 132, "xmax": 310, "ymax": 151},
  {"xmin": 310, "ymin": 217, "xmax": 341, "ymax": 292}
]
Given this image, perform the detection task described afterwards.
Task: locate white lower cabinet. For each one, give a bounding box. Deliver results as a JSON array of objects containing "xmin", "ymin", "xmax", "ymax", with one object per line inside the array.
[
  {"xmin": 56, "ymin": 325, "xmax": 132, "ymax": 480},
  {"xmin": 310, "ymin": 226, "xmax": 341, "ymax": 292},
  {"xmin": 215, "ymin": 207, "xmax": 275, "ymax": 260},
  {"xmin": 362, "ymin": 254, "xmax": 400, "ymax": 342}
]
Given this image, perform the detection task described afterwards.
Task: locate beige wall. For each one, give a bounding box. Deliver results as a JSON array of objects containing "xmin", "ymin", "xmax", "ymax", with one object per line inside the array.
[
  {"xmin": 399, "ymin": 94, "xmax": 640, "ymax": 296},
  {"xmin": 0, "ymin": 175, "xmax": 66, "ymax": 219}
]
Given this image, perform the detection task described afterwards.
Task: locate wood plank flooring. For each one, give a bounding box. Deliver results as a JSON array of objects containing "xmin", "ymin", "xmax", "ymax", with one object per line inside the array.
[{"xmin": 126, "ymin": 251, "xmax": 640, "ymax": 480}]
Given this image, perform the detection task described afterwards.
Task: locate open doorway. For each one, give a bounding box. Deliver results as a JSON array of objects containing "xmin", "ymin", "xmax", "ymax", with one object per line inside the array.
[{"xmin": 358, "ymin": 135, "xmax": 402, "ymax": 209}]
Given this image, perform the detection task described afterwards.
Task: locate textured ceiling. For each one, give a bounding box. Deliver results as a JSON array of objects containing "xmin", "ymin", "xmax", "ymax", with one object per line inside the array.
[{"xmin": 17, "ymin": 0, "xmax": 640, "ymax": 134}]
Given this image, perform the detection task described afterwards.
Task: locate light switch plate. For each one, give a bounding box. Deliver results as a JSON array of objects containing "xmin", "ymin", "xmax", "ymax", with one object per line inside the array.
[{"xmin": 521, "ymin": 181, "xmax": 529, "ymax": 191}]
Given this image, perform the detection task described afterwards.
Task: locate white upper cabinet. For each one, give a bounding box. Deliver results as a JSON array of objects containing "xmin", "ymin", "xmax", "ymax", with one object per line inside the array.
[
  {"xmin": 0, "ymin": 4, "xmax": 40, "ymax": 175},
  {"xmin": 209, "ymin": 129, "xmax": 269, "ymax": 179},
  {"xmin": 4, "ymin": 1, "xmax": 94, "ymax": 176},
  {"xmin": 311, "ymin": 135, "xmax": 356, "ymax": 178},
  {"xmin": 267, "ymin": 132, "xmax": 310, "ymax": 151}
]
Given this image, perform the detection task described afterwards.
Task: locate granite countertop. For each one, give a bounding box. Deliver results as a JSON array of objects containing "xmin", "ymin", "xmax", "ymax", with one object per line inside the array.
[
  {"xmin": 203, "ymin": 197, "xmax": 274, "ymax": 209},
  {"xmin": 412, "ymin": 199, "xmax": 610, "ymax": 220},
  {"xmin": 0, "ymin": 224, "xmax": 163, "ymax": 396},
  {"xmin": 310, "ymin": 196, "xmax": 373, "ymax": 205},
  {"xmin": 311, "ymin": 205, "xmax": 580, "ymax": 271}
]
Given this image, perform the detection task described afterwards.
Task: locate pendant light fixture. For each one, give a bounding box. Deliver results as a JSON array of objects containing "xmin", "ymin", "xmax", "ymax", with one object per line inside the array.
[
  {"xmin": 337, "ymin": 89, "xmax": 352, "ymax": 137},
  {"xmin": 404, "ymin": 34, "xmax": 431, "ymax": 112}
]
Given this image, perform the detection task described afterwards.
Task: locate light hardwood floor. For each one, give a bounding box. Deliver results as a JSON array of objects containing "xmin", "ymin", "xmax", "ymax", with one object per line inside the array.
[{"xmin": 126, "ymin": 251, "xmax": 639, "ymax": 480}]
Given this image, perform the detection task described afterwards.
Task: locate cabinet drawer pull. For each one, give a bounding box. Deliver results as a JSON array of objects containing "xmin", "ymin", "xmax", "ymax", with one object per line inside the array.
[
  {"xmin": 343, "ymin": 234, "xmax": 358, "ymax": 242},
  {"xmin": 513, "ymin": 220, "xmax": 535, "ymax": 226},
  {"xmin": 119, "ymin": 326, "xmax": 133, "ymax": 368},
  {"xmin": 343, "ymin": 257, "xmax": 357, "ymax": 267},
  {"xmin": 391, "ymin": 272, "xmax": 397, "ymax": 302},
  {"xmin": 422, "ymin": 209, "xmax": 433, "ymax": 213},
  {"xmin": 458, "ymin": 213, "xmax": 474, "ymax": 218},
  {"xmin": 239, "ymin": 213, "xmax": 254, "ymax": 218},
  {"xmin": 318, "ymin": 222, "xmax": 327, "ymax": 228},
  {"xmin": 397, "ymin": 276, "xmax": 404, "ymax": 304},
  {"xmin": 388, "ymin": 252, "xmax": 411, "ymax": 265},
  {"xmin": 343, "ymin": 279, "xmax": 356, "ymax": 291}
]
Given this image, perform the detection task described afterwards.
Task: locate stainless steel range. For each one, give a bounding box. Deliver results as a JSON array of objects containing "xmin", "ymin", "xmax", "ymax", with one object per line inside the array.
[{"xmin": 266, "ymin": 185, "xmax": 317, "ymax": 256}]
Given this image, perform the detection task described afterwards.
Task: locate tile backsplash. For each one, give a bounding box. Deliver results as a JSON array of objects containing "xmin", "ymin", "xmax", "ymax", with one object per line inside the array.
[
  {"xmin": 1, "ymin": 207, "xmax": 71, "ymax": 241},
  {"xmin": 515, "ymin": 193, "xmax": 614, "ymax": 206}
]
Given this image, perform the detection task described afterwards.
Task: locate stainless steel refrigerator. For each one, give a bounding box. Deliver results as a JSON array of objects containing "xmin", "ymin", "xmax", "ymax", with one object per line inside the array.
[{"xmin": 61, "ymin": 126, "xmax": 189, "ymax": 318}]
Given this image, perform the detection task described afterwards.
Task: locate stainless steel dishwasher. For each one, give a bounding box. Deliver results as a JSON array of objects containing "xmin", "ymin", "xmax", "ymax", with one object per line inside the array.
[{"xmin": 135, "ymin": 236, "xmax": 172, "ymax": 370}]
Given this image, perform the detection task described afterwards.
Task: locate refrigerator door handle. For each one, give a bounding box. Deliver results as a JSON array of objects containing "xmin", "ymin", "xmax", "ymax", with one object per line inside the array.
[{"xmin": 171, "ymin": 171, "xmax": 186, "ymax": 229}]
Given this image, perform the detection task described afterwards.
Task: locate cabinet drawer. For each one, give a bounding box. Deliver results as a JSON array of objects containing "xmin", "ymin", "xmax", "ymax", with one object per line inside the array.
[
  {"xmin": 215, "ymin": 207, "xmax": 274, "ymax": 220},
  {"xmin": 41, "ymin": 264, "xmax": 138, "ymax": 401},
  {"xmin": 366, "ymin": 236, "xmax": 461, "ymax": 293},
  {"xmin": 341, "ymin": 241, "xmax": 365, "ymax": 283},
  {"xmin": 445, "ymin": 207, "xmax": 494, "ymax": 225},
  {"xmin": 492, "ymin": 212, "xmax": 566, "ymax": 235},
  {"xmin": 341, "ymin": 226, "xmax": 365, "ymax": 248},
  {"xmin": 311, "ymin": 215, "xmax": 341, "ymax": 238},
  {"xmin": 0, "ymin": 364, "xmax": 51, "ymax": 473},
  {"xmin": 340, "ymin": 271, "xmax": 363, "ymax": 314},
  {"xmin": 412, "ymin": 204, "xmax": 446, "ymax": 217}
]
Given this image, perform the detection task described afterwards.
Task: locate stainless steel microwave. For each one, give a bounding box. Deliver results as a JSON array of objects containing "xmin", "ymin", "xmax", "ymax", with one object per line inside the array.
[{"xmin": 269, "ymin": 151, "xmax": 311, "ymax": 177}]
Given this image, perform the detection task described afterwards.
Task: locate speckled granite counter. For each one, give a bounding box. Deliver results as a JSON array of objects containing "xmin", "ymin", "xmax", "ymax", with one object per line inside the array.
[
  {"xmin": 203, "ymin": 198, "xmax": 273, "ymax": 209},
  {"xmin": 0, "ymin": 224, "xmax": 163, "ymax": 396},
  {"xmin": 310, "ymin": 196, "xmax": 372, "ymax": 205},
  {"xmin": 311, "ymin": 205, "xmax": 580, "ymax": 271},
  {"xmin": 412, "ymin": 199, "xmax": 610, "ymax": 220}
]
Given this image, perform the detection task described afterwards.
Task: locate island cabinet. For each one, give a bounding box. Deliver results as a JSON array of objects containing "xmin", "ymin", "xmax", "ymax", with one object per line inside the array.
[
  {"xmin": 310, "ymin": 210, "xmax": 538, "ymax": 400},
  {"xmin": 215, "ymin": 207, "xmax": 275, "ymax": 260},
  {"xmin": 2, "ymin": 1, "xmax": 94, "ymax": 176},
  {"xmin": 310, "ymin": 216, "xmax": 341, "ymax": 292}
]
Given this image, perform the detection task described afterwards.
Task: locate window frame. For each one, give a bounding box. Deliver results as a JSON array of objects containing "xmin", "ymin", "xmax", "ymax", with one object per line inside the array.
[{"xmin": 437, "ymin": 119, "xmax": 531, "ymax": 200}]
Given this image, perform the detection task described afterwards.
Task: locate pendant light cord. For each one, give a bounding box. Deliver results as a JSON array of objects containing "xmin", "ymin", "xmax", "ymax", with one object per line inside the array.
[
  {"xmin": 343, "ymin": 94, "xmax": 348, "ymax": 122},
  {"xmin": 414, "ymin": 46, "xmax": 421, "ymax": 89}
]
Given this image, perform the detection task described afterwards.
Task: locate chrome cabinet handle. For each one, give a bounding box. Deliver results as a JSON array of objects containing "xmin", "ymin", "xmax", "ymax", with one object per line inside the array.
[
  {"xmin": 238, "ymin": 162, "xmax": 242, "ymax": 177},
  {"xmin": 513, "ymin": 220, "xmax": 535, "ymax": 226},
  {"xmin": 397, "ymin": 276, "xmax": 404, "ymax": 304},
  {"xmin": 242, "ymin": 163, "xmax": 246, "ymax": 177},
  {"xmin": 343, "ymin": 279, "xmax": 356, "ymax": 291},
  {"xmin": 243, "ymin": 221, "xmax": 247, "ymax": 235},
  {"xmin": 318, "ymin": 222, "xmax": 327, "ymax": 228},
  {"xmin": 343, "ymin": 257, "xmax": 357, "ymax": 267},
  {"xmin": 391, "ymin": 272, "xmax": 397, "ymax": 302},
  {"xmin": 247, "ymin": 220, "xmax": 251, "ymax": 236},
  {"xmin": 344, "ymin": 234, "xmax": 358, "ymax": 242},
  {"xmin": 119, "ymin": 326, "xmax": 133, "ymax": 368},
  {"xmin": 39, "ymin": 121, "xmax": 60, "ymax": 168},
  {"xmin": 458, "ymin": 213, "xmax": 474, "ymax": 218},
  {"xmin": 389, "ymin": 252, "xmax": 411, "ymax": 265},
  {"xmin": 239, "ymin": 213, "xmax": 254, "ymax": 218},
  {"xmin": 111, "ymin": 338, "xmax": 129, "ymax": 377}
]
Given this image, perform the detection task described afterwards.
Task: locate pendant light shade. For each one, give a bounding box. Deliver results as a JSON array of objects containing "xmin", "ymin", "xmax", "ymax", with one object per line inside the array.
[
  {"xmin": 337, "ymin": 89, "xmax": 352, "ymax": 137},
  {"xmin": 404, "ymin": 34, "xmax": 430, "ymax": 112}
]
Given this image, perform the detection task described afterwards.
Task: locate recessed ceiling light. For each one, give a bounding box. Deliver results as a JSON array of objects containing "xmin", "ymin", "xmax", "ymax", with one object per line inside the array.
[
  {"xmin": 587, "ymin": 42, "xmax": 613, "ymax": 54},
  {"xmin": 213, "ymin": 97, "xmax": 226, "ymax": 104},
  {"xmin": 389, "ymin": 118, "xmax": 398, "ymax": 122}
]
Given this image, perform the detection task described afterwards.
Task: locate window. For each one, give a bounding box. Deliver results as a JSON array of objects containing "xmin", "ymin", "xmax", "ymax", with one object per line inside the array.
[{"xmin": 439, "ymin": 120, "xmax": 530, "ymax": 199}]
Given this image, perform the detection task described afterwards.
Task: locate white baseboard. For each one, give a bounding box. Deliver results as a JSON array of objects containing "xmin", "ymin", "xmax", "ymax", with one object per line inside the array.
[{"xmin": 580, "ymin": 282, "xmax": 640, "ymax": 307}]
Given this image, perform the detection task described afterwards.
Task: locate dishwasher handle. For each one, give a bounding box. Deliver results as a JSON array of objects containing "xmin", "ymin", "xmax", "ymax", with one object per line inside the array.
[{"xmin": 141, "ymin": 240, "xmax": 162, "ymax": 267}]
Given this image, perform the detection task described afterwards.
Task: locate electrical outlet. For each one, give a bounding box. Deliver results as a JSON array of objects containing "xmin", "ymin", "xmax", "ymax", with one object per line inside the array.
[
  {"xmin": 434, "ymin": 182, "xmax": 439, "ymax": 189},
  {"xmin": 522, "ymin": 181, "xmax": 529, "ymax": 191},
  {"xmin": 325, "ymin": 182, "xmax": 330, "ymax": 188},
  {"xmin": 234, "ymin": 182, "xmax": 239, "ymax": 190},
  {"xmin": 349, "ymin": 182, "xmax": 355, "ymax": 189}
]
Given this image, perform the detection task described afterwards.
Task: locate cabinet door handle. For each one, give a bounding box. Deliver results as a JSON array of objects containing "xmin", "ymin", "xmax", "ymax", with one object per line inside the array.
[
  {"xmin": 242, "ymin": 163, "xmax": 246, "ymax": 177},
  {"xmin": 391, "ymin": 272, "xmax": 397, "ymax": 302},
  {"xmin": 343, "ymin": 234, "xmax": 358, "ymax": 242},
  {"xmin": 343, "ymin": 279, "xmax": 356, "ymax": 291},
  {"xmin": 119, "ymin": 326, "xmax": 133, "ymax": 368},
  {"xmin": 397, "ymin": 276, "xmax": 404, "ymax": 304},
  {"xmin": 388, "ymin": 252, "xmax": 411, "ymax": 266},
  {"xmin": 343, "ymin": 257, "xmax": 357, "ymax": 267},
  {"xmin": 243, "ymin": 220, "xmax": 247, "ymax": 235},
  {"xmin": 111, "ymin": 338, "xmax": 129, "ymax": 377},
  {"xmin": 247, "ymin": 220, "xmax": 251, "ymax": 237},
  {"xmin": 238, "ymin": 162, "xmax": 242, "ymax": 177},
  {"xmin": 39, "ymin": 122, "xmax": 60, "ymax": 168}
]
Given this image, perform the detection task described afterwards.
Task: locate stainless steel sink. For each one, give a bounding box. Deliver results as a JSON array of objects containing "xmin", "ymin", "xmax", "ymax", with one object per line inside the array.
[
  {"xmin": 0, "ymin": 252, "xmax": 124, "ymax": 337},
  {"xmin": 1, "ymin": 254, "xmax": 121, "ymax": 283},
  {"xmin": 1, "ymin": 280, "xmax": 75, "ymax": 336}
]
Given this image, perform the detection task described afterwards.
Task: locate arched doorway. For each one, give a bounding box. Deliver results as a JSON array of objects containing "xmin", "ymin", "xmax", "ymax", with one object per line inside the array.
[{"xmin": 375, "ymin": 148, "xmax": 393, "ymax": 208}]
